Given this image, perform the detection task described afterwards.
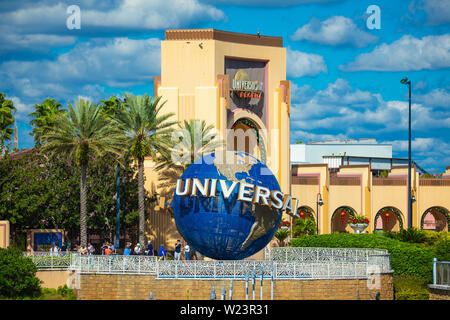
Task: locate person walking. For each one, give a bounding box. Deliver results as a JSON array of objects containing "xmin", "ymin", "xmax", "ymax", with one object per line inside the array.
[
  {"xmin": 184, "ymin": 243, "xmax": 190, "ymax": 261},
  {"xmin": 87, "ymin": 243, "xmax": 95, "ymax": 255},
  {"xmin": 146, "ymin": 240, "xmax": 153, "ymax": 256},
  {"xmin": 134, "ymin": 243, "xmax": 141, "ymax": 255},
  {"xmin": 158, "ymin": 244, "xmax": 166, "ymax": 261},
  {"xmin": 174, "ymin": 240, "xmax": 182, "ymax": 261}
]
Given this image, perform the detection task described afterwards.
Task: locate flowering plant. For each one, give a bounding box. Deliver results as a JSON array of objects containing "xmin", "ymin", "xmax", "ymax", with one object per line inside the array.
[
  {"xmin": 351, "ymin": 215, "xmax": 369, "ymax": 224},
  {"xmin": 279, "ymin": 220, "xmax": 291, "ymax": 228}
]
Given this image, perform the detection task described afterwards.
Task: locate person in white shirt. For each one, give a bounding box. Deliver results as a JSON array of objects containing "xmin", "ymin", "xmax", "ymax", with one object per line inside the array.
[
  {"xmin": 134, "ymin": 243, "xmax": 141, "ymax": 255},
  {"xmin": 184, "ymin": 244, "xmax": 190, "ymax": 260}
]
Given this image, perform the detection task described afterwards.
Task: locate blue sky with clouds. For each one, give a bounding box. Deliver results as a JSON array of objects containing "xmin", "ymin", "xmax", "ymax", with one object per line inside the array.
[{"xmin": 1, "ymin": 0, "xmax": 449, "ymax": 172}]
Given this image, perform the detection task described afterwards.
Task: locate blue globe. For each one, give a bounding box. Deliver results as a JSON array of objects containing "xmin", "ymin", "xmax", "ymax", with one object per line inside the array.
[{"xmin": 172, "ymin": 151, "xmax": 282, "ymax": 260}]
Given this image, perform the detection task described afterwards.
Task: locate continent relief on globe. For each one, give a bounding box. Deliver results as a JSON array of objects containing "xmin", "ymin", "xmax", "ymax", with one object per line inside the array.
[{"xmin": 213, "ymin": 152, "xmax": 280, "ymax": 251}]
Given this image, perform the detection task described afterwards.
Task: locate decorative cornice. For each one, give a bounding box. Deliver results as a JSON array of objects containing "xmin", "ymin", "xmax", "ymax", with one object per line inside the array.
[{"xmin": 165, "ymin": 29, "xmax": 283, "ymax": 47}]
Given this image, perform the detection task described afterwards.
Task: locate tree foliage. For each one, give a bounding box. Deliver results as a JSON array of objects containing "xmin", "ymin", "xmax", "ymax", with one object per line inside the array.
[
  {"xmin": 0, "ymin": 149, "xmax": 140, "ymax": 247},
  {"xmin": 0, "ymin": 93, "xmax": 16, "ymax": 153},
  {"xmin": 40, "ymin": 98, "xmax": 128, "ymax": 246},
  {"xmin": 0, "ymin": 247, "xmax": 41, "ymax": 298},
  {"xmin": 115, "ymin": 93, "xmax": 176, "ymax": 246},
  {"xmin": 292, "ymin": 218, "xmax": 317, "ymax": 237},
  {"xmin": 28, "ymin": 98, "xmax": 66, "ymax": 147}
]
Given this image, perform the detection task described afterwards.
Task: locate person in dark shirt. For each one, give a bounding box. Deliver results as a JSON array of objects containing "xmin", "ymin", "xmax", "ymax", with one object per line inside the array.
[
  {"xmin": 146, "ymin": 240, "xmax": 153, "ymax": 256},
  {"xmin": 174, "ymin": 240, "xmax": 182, "ymax": 260}
]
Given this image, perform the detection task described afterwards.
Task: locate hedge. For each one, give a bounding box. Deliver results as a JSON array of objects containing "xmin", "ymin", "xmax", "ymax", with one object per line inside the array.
[
  {"xmin": 0, "ymin": 247, "xmax": 42, "ymax": 298},
  {"xmin": 289, "ymin": 233, "xmax": 437, "ymax": 281}
]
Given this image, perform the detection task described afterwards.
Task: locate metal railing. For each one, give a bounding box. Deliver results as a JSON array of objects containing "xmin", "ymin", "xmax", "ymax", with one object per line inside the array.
[
  {"xmin": 24, "ymin": 252, "xmax": 75, "ymax": 270},
  {"xmin": 155, "ymin": 260, "xmax": 373, "ymax": 280},
  {"xmin": 264, "ymin": 247, "xmax": 390, "ymax": 271},
  {"xmin": 28, "ymin": 247, "xmax": 392, "ymax": 279},
  {"xmin": 70, "ymin": 254, "xmax": 158, "ymax": 274},
  {"xmin": 433, "ymin": 258, "xmax": 450, "ymax": 287}
]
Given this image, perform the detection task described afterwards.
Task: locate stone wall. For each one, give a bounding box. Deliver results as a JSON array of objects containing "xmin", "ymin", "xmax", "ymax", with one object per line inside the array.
[
  {"xmin": 36, "ymin": 270, "xmax": 75, "ymax": 289},
  {"xmin": 428, "ymin": 285, "xmax": 450, "ymax": 300},
  {"xmin": 76, "ymin": 273, "xmax": 393, "ymax": 300}
]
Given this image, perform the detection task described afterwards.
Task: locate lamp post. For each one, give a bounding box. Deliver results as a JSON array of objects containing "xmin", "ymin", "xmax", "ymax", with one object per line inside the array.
[
  {"xmin": 400, "ymin": 77, "xmax": 412, "ymax": 228},
  {"xmin": 114, "ymin": 97, "xmax": 125, "ymax": 249},
  {"xmin": 316, "ymin": 193, "xmax": 323, "ymax": 234}
]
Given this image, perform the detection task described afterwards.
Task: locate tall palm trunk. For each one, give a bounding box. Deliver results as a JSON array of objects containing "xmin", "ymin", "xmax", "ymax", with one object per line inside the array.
[
  {"xmin": 138, "ymin": 157, "xmax": 145, "ymax": 246},
  {"xmin": 80, "ymin": 166, "xmax": 87, "ymax": 247}
]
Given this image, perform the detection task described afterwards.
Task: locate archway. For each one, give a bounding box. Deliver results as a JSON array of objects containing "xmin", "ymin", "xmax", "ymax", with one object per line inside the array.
[
  {"xmin": 420, "ymin": 207, "xmax": 449, "ymax": 232},
  {"xmin": 292, "ymin": 206, "xmax": 316, "ymax": 237},
  {"xmin": 331, "ymin": 206, "xmax": 356, "ymax": 233},
  {"xmin": 297, "ymin": 206, "xmax": 315, "ymax": 222},
  {"xmin": 228, "ymin": 117, "xmax": 267, "ymax": 163},
  {"xmin": 374, "ymin": 207, "xmax": 404, "ymax": 232}
]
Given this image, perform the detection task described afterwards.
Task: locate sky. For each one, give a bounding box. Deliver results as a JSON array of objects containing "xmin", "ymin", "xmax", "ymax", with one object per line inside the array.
[{"xmin": 0, "ymin": 0, "xmax": 449, "ymax": 173}]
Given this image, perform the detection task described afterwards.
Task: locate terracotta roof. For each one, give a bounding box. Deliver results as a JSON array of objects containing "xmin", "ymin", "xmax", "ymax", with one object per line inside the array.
[
  {"xmin": 165, "ymin": 29, "xmax": 283, "ymax": 47},
  {"xmin": 8, "ymin": 148, "xmax": 35, "ymax": 160}
]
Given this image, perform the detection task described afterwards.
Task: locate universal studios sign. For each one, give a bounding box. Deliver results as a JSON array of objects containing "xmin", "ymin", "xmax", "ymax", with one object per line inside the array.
[{"xmin": 175, "ymin": 177, "xmax": 300, "ymax": 216}]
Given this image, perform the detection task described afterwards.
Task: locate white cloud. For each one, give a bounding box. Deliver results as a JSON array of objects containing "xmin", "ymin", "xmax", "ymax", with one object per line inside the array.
[
  {"xmin": 290, "ymin": 78, "xmax": 450, "ymax": 133},
  {"xmin": 1, "ymin": 0, "xmax": 224, "ymax": 32},
  {"xmin": 340, "ymin": 34, "xmax": 450, "ymax": 72},
  {"xmin": 414, "ymin": 88, "xmax": 450, "ymax": 108},
  {"xmin": 0, "ymin": 33, "xmax": 76, "ymax": 52},
  {"xmin": 10, "ymin": 96, "xmax": 34, "ymax": 120},
  {"xmin": 381, "ymin": 137, "xmax": 450, "ymax": 173},
  {"xmin": 286, "ymin": 48, "xmax": 327, "ymax": 78},
  {"xmin": 1, "ymin": 37, "xmax": 161, "ymax": 96},
  {"xmin": 291, "ymin": 16, "xmax": 378, "ymax": 48},
  {"xmin": 203, "ymin": 0, "xmax": 340, "ymax": 6},
  {"xmin": 422, "ymin": 0, "xmax": 450, "ymax": 26}
]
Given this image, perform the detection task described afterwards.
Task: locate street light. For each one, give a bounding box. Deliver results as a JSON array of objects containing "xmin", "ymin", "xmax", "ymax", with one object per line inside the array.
[
  {"xmin": 400, "ymin": 77, "xmax": 413, "ymax": 228},
  {"xmin": 316, "ymin": 193, "xmax": 323, "ymax": 234},
  {"xmin": 114, "ymin": 97, "xmax": 125, "ymax": 249}
]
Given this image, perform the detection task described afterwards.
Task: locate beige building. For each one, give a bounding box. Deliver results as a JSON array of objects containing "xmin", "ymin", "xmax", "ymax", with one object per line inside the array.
[
  {"xmin": 292, "ymin": 164, "xmax": 450, "ymax": 234},
  {"xmin": 144, "ymin": 29, "xmax": 449, "ymax": 252},
  {"xmin": 145, "ymin": 29, "xmax": 291, "ymax": 251}
]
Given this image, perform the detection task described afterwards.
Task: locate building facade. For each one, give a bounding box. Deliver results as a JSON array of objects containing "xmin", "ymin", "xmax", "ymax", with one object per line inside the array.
[
  {"xmin": 144, "ymin": 29, "xmax": 449, "ymax": 253},
  {"xmin": 144, "ymin": 29, "xmax": 291, "ymax": 251},
  {"xmin": 291, "ymin": 164, "xmax": 450, "ymax": 234}
]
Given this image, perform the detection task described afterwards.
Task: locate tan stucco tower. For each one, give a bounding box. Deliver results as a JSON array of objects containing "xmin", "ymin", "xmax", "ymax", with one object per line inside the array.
[{"xmin": 153, "ymin": 29, "xmax": 291, "ymax": 193}]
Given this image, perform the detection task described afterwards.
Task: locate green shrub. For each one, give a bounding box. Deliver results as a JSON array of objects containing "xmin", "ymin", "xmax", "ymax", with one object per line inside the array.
[
  {"xmin": 435, "ymin": 240, "xmax": 450, "ymax": 261},
  {"xmin": 290, "ymin": 233, "xmax": 436, "ymax": 281},
  {"xmin": 39, "ymin": 285, "xmax": 76, "ymax": 300},
  {"xmin": 393, "ymin": 275, "xmax": 429, "ymax": 300},
  {"xmin": 274, "ymin": 229, "xmax": 290, "ymax": 247},
  {"xmin": 292, "ymin": 218, "xmax": 316, "ymax": 238},
  {"xmin": 397, "ymin": 228, "xmax": 427, "ymax": 244},
  {"xmin": 0, "ymin": 247, "xmax": 42, "ymax": 298}
]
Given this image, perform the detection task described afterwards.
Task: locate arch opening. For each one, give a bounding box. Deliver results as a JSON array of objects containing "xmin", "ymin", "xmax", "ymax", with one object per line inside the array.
[
  {"xmin": 331, "ymin": 206, "xmax": 356, "ymax": 233},
  {"xmin": 374, "ymin": 207, "xmax": 404, "ymax": 232}
]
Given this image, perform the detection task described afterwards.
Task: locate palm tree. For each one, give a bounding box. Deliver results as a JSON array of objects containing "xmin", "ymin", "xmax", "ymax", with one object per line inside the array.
[
  {"xmin": 274, "ymin": 229, "xmax": 290, "ymax": 247},
  {"xmin": 156, "ymin": 119, "xmax": 223, "ymax": 200},
  {"xmin": 29, "ymin": 98, "xmax": 66, "ymax": 146},
  {"xmin": 293, "ymin": 218, "xmax": 317, "ymax": 237},
  {"xmin": 0, "ymin": 93, "xmax": 16, "ymax": 153},
  {"xmin": 115, "ymin": 93, "xmax": 176, "ymax": 246},
  {"xmin": 41, "ymin": 98, "xmax": 127, "ymax": 247}
]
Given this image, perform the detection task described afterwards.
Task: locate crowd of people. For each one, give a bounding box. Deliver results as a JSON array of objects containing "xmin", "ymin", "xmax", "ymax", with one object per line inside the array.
[{"xmin": 43, "ymin": 239, "xmax": 197, "ymax": 260}]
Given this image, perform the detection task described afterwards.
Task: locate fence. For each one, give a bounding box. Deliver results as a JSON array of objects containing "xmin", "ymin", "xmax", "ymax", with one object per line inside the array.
[
  {"xmin": 25, "ymin": 252, "xmax": 74, "ymax": 270},
  {"xmin": 433, "ymin": 258, "xmax": 450, "ymax": 287},
  {"xmin": 27, "ymin": 247, "xmax": 392, "ymax": 279},
  {"xmin": 155, "ymin": 260, "xmax": 373, "ymax": 280},
  {"xmin": 264, "ymin": 247, "xmax": 391, "ymax": 271}
]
